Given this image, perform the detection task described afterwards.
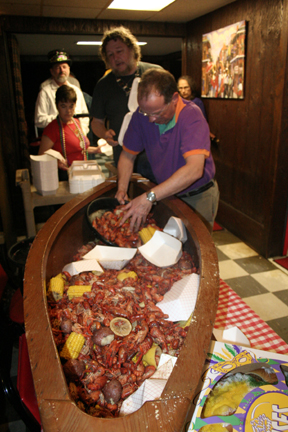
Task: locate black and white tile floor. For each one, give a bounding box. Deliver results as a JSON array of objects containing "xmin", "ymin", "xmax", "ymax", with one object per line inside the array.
[
  {"xmin": 212, "ymin": 228, "xmax": 288, "ymax": 343},
  {"xmin": 1, "ymin": 157, "xmax": 288, "ymax": 430}
]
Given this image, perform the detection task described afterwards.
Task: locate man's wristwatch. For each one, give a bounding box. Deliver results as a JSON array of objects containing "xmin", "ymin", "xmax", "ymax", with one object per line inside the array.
[{"xmin": 146, "ymin": 190, "xmax": 157, "ymax": 204}]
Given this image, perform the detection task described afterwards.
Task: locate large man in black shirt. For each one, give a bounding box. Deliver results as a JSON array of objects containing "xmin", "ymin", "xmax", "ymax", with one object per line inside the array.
[{"xmin": 90, "ymin": 26, "xmax": 161, "ymax": 181}]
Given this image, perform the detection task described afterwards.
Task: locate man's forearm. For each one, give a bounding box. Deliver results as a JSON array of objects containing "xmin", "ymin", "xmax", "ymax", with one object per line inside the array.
[
  {"xmin": 91, "ymin": 118, "xmax": 107, "ymax": 138},
  {"xmin": 149, "ymin": 155, "xmax": 205, "ymax": 202},
  {"xmin": 117, "ymin": 151, "xmax": 135, "ymax": 194}
]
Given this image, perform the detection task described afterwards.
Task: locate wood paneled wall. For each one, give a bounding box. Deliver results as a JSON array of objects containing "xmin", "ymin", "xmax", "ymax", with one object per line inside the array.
[{"xmin": 184, "ymin": 0, "xmax": 288, "ymax": 257}]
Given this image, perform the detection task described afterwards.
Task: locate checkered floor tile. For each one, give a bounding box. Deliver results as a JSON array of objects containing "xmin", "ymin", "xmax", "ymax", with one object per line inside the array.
[{"xmin": 212, "ymin": 228, "xmax": 288, "ymax": 343}]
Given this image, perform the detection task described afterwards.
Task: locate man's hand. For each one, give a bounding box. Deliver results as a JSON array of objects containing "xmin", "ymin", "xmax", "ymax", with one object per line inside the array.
[
  {"xmin": 104, "ymin": 129, "xmax": 119, "ymax": 147},
  {"xmin": 91, "ymin": 118, "xmax": 119, "ymax": 147},
  {"xmin": 115, "ymin": 189, "xmax": 128, "ymax": 205},
  {"xmin": 119, "ymin": 194, "xmax": 152, "ymax": 231},
  {"xmin": 87, "ymin": 146, "xmax": 102, "ymax": 154}
]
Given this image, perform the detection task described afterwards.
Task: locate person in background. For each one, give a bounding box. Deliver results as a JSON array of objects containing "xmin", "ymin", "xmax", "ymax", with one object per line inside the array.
[
  {"xmin": 40, "ymin": 70, "xmax": 81, "ymax": 90},
  {"xmin": 115, "ymin": 69, "xmax": 219, "ymax": 233},
  {"xmin": 38, "ymin": 85, "xmax": 99, "ymax": 180},
  {"xmin": 90, "ymin": 26, "xmax": 162, "ymax": 181},
  {"xmin": 178, "ymin": 75, "xmax": 207, "ymax": 119},
  {"xmin": 178, "ymin": 75, "xmax": 217, "ymax": 142},
  {"xmin": 35, "ymin": 50, "xmax": 89, "ymax": 136}
]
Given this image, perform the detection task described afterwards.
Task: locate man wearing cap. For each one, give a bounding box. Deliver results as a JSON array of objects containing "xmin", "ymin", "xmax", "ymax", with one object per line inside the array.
[
  {"xmin": 34, "ymin": 50, "xmax": 89, "ymax": 135},
  {"xmin": 115, "ymin": 68, "xmax": 219, "ymax": 233},
  {"xmin": 40, "ymin": 72, "xmax": 81, "ymax": 90}
]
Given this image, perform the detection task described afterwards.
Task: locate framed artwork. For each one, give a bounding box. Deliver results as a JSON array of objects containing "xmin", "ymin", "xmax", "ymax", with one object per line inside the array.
[{"xmin": 202, "ymin": 21, "xmax": 246, "ymax": 99}]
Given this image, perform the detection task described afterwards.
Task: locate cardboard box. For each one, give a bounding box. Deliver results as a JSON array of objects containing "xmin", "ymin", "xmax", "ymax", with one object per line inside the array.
[{"xmin": 188, "ymin": 341, "xmax": 288, "ymax": 432}]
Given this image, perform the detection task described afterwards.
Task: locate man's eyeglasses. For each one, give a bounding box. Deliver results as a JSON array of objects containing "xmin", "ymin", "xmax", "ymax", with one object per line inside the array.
[
  {"xmin": 178, "ymin": 86, "xmax": 190, "ymax": 91},
  {"xmin": 139, "ymin": 100, "xmax": 171, "ymax": 119}
]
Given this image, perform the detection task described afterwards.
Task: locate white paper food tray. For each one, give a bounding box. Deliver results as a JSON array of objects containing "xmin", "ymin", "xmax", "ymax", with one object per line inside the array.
[
  {"xmin": 213, "ymin": 326, "xmax": 251, "ymax": 347},
  {"xmin": 163, "ymin": 216, "xmax": 188, "ymax": 243},
  {"xmin": 62, "ymin": 259, "xmax": 103, "ymax": 276},
  {"xmin": 120, "ymin": 354, "xmax": 177, "ymax": 416},
  {"xmin": 44, "ymin": 149, "xmax": 66, "ymax": 163},
  {"xmin": 157, "ymin": 273, "xmax": 200, "ymax": 321},
  {"xmin": 138, "ymin": 231, "xmax": 182, "ymax": 267},
  {"xmin": 83, "ymin": 245, "xmax": 137, "ymax": 270},
  {"xmin": 97, "ymin": 139, "xmax": 113, "ymax": 156}
]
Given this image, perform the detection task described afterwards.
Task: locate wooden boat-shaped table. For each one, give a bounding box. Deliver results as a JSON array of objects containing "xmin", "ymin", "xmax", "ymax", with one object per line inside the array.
[{"xmin": 24, "ymin": 176, "xmax": 219, "ymax": 432}]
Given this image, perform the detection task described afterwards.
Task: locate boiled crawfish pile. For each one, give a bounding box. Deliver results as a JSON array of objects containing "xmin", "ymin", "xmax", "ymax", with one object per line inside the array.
[
  {"xmin": 47, "ymin": 216, "xmax": 198, "ymax": 418},
  {"xmin": 91, "ymin": 205, "xmax": 157, "ymax": 247}
]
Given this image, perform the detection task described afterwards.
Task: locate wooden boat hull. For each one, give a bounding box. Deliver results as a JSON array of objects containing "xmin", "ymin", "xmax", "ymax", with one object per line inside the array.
[{"xmin": 24, "ymin": 177, "xmax": 219, "ymax": 432}]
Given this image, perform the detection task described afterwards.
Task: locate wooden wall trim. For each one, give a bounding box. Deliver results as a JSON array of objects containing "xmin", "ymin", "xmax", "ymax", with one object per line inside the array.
[
  {"xmin": 181, "ymin": 38, "xmax": 187, "ymax": 74},
  {"xmin": 0, "ymin": 15, "xmax": 185, "ymax": 38},
  {"xmin": 217, "ymin": 200, "xmax": 266, "ymax": 256}
]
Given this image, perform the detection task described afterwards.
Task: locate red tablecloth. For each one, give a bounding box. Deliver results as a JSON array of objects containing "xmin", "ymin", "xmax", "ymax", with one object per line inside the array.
[{"xmin": 214, "ymin": 279, "xmax": 288, "ymax": 354}]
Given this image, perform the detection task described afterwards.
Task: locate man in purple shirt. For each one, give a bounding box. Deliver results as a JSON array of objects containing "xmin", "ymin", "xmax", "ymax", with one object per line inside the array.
[{"xmin": 115, "ymin": 69, "xmax": 219, "ymax": 232}]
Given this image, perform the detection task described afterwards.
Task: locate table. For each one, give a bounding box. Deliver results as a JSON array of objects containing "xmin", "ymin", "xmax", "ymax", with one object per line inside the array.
[
  {"xmin": 214, "ymin": 279, "xmax": 288, "ymax": 354},
  {"xmin": 16, "ymin": 169, "xmax": 77, "ymax": 238}
]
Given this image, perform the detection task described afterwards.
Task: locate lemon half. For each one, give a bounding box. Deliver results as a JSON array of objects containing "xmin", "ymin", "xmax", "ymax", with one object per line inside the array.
[{"xmin": 110, "ymin": 317, "xmax": 132, "ymax": 337}]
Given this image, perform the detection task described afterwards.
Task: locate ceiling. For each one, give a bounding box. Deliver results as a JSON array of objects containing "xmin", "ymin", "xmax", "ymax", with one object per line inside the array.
[{"xmin": 1, "ymin": 0, "xmax": 236, "ymax": 56}]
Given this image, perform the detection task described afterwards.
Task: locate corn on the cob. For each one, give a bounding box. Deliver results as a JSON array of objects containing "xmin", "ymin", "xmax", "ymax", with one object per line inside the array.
[
  {"xmin": 148, "ymin": 225, "xmax": 157, "ymax": 236},
  {"xmin": 117, "ymin": 271, "xmax": 137, "ymax": 281},
  {"xmin": 67, "ymin": 285, "xmax": 91, "ymax": 300},
  {"xmin": 60, "ymin": 332, "xmax": 85, "ymax": 359},
  {"xmin": 139, "ymin": 225, "xmax": 157, "ymax": 244},
  {"xmin": 139, "ymin": 227, "xmax": 152, "ymax": 244},
  {"xmin": 49, "ymin": 274, "xmax": 65, "ymax": 301}
]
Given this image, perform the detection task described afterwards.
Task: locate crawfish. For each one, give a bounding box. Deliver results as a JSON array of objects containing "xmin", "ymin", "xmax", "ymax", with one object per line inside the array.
[
  {"xmin": 78, "ymin": 387, "xmax": 101, "ymax": 405},
  {"xmin": 104, "ymin": 339, "xmax": 122, "ymax": 368},
  {"xmin": 150, "ymin": 326, "xmax": 168, "ymax": 353},
  {"xmin": 121, "ymin": 383, "xmax": 138, "ymax": 400},
  {"xmin": 137, "ymin": 365, "xmax": 156, "ymax": 385},
  {"xmin": 86, "ymin": 376, "xmax": 108, "ymax": 392},
  {"xmin": 134, "ymin": 335, "xmax": 153, "ymax": 365}
]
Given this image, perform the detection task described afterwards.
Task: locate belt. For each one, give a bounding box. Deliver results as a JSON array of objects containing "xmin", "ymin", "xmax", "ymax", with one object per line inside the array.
[{"xmin": 178, "ymin": 180, "xmax": 214, "ymax": 198}]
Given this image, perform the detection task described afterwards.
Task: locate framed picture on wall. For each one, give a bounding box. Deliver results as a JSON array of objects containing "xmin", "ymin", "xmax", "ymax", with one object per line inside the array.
[{"xmin": 202, "ymin": 20, "xmax": 246, "ymax": 99}]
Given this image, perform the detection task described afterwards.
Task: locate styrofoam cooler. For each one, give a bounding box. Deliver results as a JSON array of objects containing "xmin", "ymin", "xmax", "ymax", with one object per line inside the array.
[
  {"xmin": 30, "ymin": 154, "xmax": 59, "ymax": 195},
  {"xmin": 68, "ymin": 161, "xmax": 106, "ymax": 194}
]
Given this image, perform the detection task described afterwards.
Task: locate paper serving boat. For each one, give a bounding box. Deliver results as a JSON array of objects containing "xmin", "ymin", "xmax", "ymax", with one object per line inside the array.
[
  {"xmin": 62, "ymin": 259, "xmax": 103, "ymax": 276},
  {"xmin": 138, "ymin": 230, "xmax": 182, "ymax": 267},
  {"xmin": 44, "ymin": 148, "xmax": 66, "ymax": 163},
  {"xmin": 163, "ymin": 216, "xmax": 188, "ymax": 243},
  {"xmin": 83, "ymin": 245, "xmax": 137, "ymax": 270},
  {"xmin": 120, "ymin": 354, "xmax": 178, "ymax": 416},
  {"xmin": 157, "ymin": 273, "xmax": 200, "ymax": 321}
]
